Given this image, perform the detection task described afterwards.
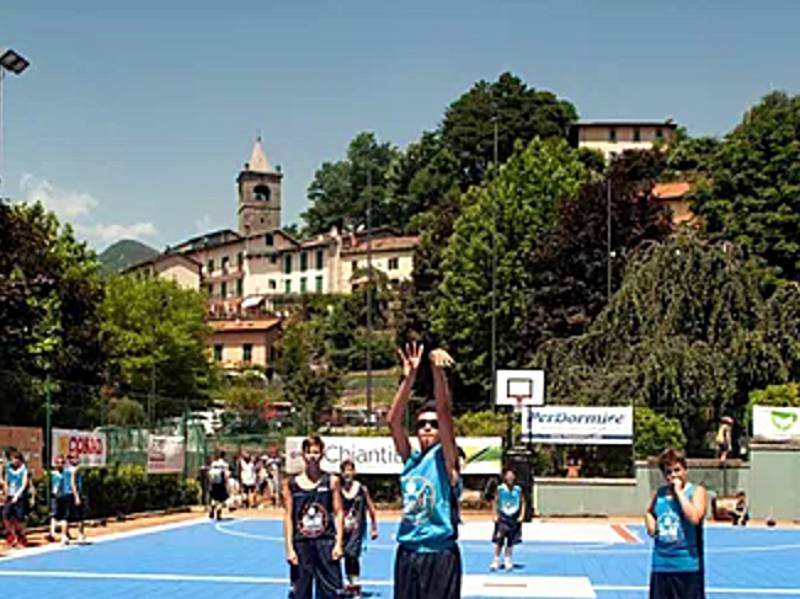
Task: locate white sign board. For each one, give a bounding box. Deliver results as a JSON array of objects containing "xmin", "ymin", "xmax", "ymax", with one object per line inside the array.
[
  {"xmin": 753, "ymin": 406, "xmax": 800, "ymax": 441},
  {"xmin": 52, "ymin": 428, "xmax": 107, "ymax": 467},
  {"xmin": 285, "ymin": 436, "xmax": 502, "ymax": 475},
  {"xmin": 522, "ymin": 406, "xmax": 633, "ymax": 445},
  {"xmin": 147, "ymin": 435, "xmax": 186, "ymax": 474}
]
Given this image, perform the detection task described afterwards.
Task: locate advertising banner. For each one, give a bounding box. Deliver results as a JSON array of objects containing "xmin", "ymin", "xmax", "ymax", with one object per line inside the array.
[
  {"xmin": 522, "ymin": 406, "xmax": 633, "ymax": 445},
  {"xmin": 285, "ymin": 436, "xmax": 502, "ymax": 475},
  {"xmin": 147, "ymin": 435, "xmax": 186, "ymax": 474},
  {"xmin": 52, "ymin": 428, "xmax": 107, "ymax": 467},
  {"xmin": 753, "ymin": 406, "xmax": 800, "ymax": 441}
]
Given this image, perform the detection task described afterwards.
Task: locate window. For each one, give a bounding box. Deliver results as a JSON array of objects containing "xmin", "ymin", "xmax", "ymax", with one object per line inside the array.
[
  {"xmin": 300, "ymin": 251, "xmax": 308, "ymax": 272},
  {"xmin": 284, "ymin": 254, "xmax": 292, "ymax": 274},
  {"xmin": 236, "ymin": 279, "xmax": 243, "ymax": 297},
  {"xmin": 655, "ymin": 127, "xmax": 664, "ymax": 140},
  {"xmin": 315, "ymin": 249, "xmax": 324, "ymax": 270},
  {"xmin": 237, "ymin": 252, "xmax": 244, "ymax": 268},
  {"xmin": 213, "ymin": 344, "xmax": 223, "ymax": 362},
  {"xmin": 254, "ymin": 184, "xmax": 271, "ymax": 202},
  {"xmin": 265, "ymin": 233, "xmax": 274, "ymax": 246},
  {"xmin": 243, "ymin": 344, "xmax": 252, "ymax": 364},
  {"xmin": 352, "ymin": 260, "xmax": 358, "ymax": 272},
  {"xmin": 284, "ymin": 280, "xmax": 292, "ymax": 294},
  {"xmin": 633, "ymin": 127, "xmax": 641, "ymax": 142},
  {"xmin": 221, "ymin": 256, "xmax": 230, "ymax": 272},
  {"xmin": 269, "ymin": 279, "xmax": 277, "ymax": 290},
  {"xmin": 207, "ymin": 284, "xmax": 213, "ymax": 296},
  {"xmin": 388, "ymin": 257, "xmax": 399, "ymax": 270},
  {"xmin": 207, "ymin": 259, "xmax": 214, "ymax": 274},
  {"xmin": 608, "ymin": 128, "xmax": 617, "ymax": 143},
  {"xmin": 221, "ymin": 282, "xmax": 227, "ymax": 298},
  {"xmin": 315, "ymin": 276, "xmax": 323, "ymax": 292},
  {"xmin": 270, "ymin": 255, "xmax": 278, "ymax": 264},
  {"xmin": 300, "ymin": 277, "xmax": 307, "ymax": 293}
]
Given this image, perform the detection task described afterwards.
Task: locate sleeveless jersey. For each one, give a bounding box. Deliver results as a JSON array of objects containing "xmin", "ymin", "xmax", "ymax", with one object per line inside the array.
[
  {"xmin": 342, "ymin": 482, "xmax": 367, "ymax": 555},
  {"xmin": 291, "ymin": 473, "xmax": 336, "ymax": 542},
  {"xmin": 497, "ymin": 484, "xmax": 522, "ymax": 523},
  {"xmin": 51, "ymin": 470, "xmax": 64, "ymax": 497},
  {"xmin": 397, "ymin": 443, "xmax": 458, "ymax": 553},
  {"xmin": 652, "ymin": 483, "xmax": 703, "ymax": 573},
  {"xmin": 6, "ymin": 464, "xmax": 27, "ymax": 497},
  {"xmin": 62, "ymin": 465, "xmax": 83, "ymax": 496}
]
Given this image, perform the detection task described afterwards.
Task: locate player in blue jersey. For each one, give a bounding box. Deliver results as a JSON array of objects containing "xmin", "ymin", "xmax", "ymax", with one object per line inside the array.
[
  {"xmin": 60, "ymin": 451, "xmax": 87, "ymax": 545},
  {"xmin": 283, "ymin": 436, "xmax": 344, "ymax": 599},
  {"xmin": 645, "ymin": 448, "xmax": 707, "ymax": 599},
  {"xmin": 2, "ymin": 450, "xmax": 30, "ymax": 547},
  {"xmin": 388, "ymin": 342, "xmax": 462, "ymax": 599},
  {"xmin": 47, "ymin": 454, "xmax": 66, "ymax": 542},
  {"xmin": 490, "ymin": 467, "xmax": 525, "ymax": 571}
]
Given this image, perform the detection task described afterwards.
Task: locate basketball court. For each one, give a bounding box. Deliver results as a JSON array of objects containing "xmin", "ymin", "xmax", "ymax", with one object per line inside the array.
[{"xmin": 1, "ymin": 515, "xmax": 798, "ymax": 598}]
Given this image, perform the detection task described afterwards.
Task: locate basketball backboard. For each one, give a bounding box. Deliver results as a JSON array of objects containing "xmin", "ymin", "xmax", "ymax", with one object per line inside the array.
[{"xmin": 496, "ymin": 369, "xmax": 545, "ymax": 409}]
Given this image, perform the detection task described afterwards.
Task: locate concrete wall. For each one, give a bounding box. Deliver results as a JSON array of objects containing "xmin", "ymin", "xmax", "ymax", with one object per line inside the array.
[{"xmin": 749, "ymin": 445, "xmax": 800, "ymax": 520}]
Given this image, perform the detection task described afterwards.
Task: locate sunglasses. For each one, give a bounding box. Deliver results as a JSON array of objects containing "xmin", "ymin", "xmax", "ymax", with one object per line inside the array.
[{"xmin": 416, "ymin": 418, "xmax": 439, "ymax": 431}]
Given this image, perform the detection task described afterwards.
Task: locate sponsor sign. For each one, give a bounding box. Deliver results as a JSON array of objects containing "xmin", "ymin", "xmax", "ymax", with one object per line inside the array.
[
  {"xmin": 753, "ymin": 406, "xmax": 800, "ymax": 441},
  {"xmin": 522, "ymin": 406, "xmax": 633, "ymax": 445},
  {"xmin": 52, "ymin": 428, "xmax": 107, "ymax": 467},
  {"xmin": 285, "ymin": 436, "xmax": 502, "ymax": 475},
  {"xmin": 147, "ymin": 435, "xmax": 186, "ymax": 474}
]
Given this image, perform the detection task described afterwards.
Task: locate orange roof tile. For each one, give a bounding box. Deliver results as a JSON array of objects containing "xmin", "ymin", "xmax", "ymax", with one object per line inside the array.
[{"xmin": 342, "ymin": 236, "xmax": 419, "ymax": 255}]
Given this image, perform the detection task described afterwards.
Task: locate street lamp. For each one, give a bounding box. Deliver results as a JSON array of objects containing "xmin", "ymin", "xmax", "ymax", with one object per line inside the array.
[{"xmin": 0, "ymin": 48, "xmax": 31, "ymax": 194}]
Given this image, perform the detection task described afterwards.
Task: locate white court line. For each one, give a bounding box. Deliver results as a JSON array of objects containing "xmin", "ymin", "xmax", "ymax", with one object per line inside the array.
[
  {"xmin": 0, "ymin": 517, "xmax": 207, "ymax": 563},
  {"xmin": 0, "ymin": 570, "xmax": 799, "ymax": 597}
]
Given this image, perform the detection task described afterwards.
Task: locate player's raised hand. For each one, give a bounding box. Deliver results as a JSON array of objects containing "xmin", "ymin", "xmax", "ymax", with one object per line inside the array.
[
  {"xmin": 397, "ymin": 341, "xmax": 424, "ymax": 378},
  {"xmin": 430, "ymin": 348, "xmax": 455, "ymax": 369}
]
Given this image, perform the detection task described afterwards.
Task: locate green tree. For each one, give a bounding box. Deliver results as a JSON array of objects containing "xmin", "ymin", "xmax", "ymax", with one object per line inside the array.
[
  {"xmin": 276, "ymin": 319, "xmax": 342, "ymax": 433},
  {"xmin": 0, "ymin": 201, "xmax": 105, "ymax": 427},
  {"xmin": 441, "ymin": 72, "xmax": 578, "ymax": 186},
  {"xmin": 533, "ymin": 234, "xmax": 800, "ymax": 453},
  {"xmin": 302, "ymin": 132, "xmax": 400, "ymax": 235},
  {"xmin": 101, "ymin": 276, "xmax": 213, "ymax": 419},
  {"xmin": 634, "ymin": 407, "xmax": 687, "ymax": 460},
  {"xmin": 432, "ymin": 137, "xmax": 586, "ymax": 400},
  {"xmin": 692, "ymin": 91, "xmax": 800, "ymax": 280}
]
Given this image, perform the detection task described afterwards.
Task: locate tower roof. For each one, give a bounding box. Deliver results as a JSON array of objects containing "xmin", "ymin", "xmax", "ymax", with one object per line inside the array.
[{"xmin": 244, "ymin": 137, "xmax": 277, "ymax": 174}]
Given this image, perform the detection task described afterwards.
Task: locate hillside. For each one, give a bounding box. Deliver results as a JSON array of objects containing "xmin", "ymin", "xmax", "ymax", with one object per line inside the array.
[{"xmin": 98, "ymin": 239, "xmax": 159, "ymax": 275}]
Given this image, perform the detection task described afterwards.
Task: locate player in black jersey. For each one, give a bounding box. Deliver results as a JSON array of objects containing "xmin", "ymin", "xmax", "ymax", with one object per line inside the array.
[
  {"xmin": 340, "ymin": 459, "xmax": 379, "ymax": 599},
  {"xmin": 283, "ymin": 436, "xmax": 344, "ymax": 599}
]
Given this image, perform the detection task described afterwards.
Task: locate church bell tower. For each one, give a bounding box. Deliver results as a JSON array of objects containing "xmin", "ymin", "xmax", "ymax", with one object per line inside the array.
[{"xmin": 237, "ymin": 137, "xmax": 282, "ymax": 235}]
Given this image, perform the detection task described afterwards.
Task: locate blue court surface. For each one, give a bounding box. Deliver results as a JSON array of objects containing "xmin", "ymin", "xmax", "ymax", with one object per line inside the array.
[{"xmin": 1, "ymin": 517, "xmax": 799, "ymax": 598}]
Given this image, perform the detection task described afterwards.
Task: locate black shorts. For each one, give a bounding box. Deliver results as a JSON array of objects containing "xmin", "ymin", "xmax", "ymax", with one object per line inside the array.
[
  {"xmin": 394, "ymin": 544, "xmax": 461, "ymax": 599},
  {"xmin": 242, "ymin": 483, "xmax": 256, "ymax": 494},
  {"xmin": 290, "ymin": 538, "xmax": 343, "ymax": 599},
  {"xmin": 2, "ymin": 496, "xmax": 28, "ymax": 523},
  {"xmin": 210, "ymin": 482, "xmax": 228, "ymax": 503},
  {"xmin": 67, "ymin": 496, "xmax": 85, "ymax": 523},
  {"xmin": 52, "ymin": 496, "xmax": 69, "ymax": 521},
  {"xmin": 492, "ymin": 518, "xmax": 522, "ymax": 547},
  {"xmin": 650, "ymin": 571, "xmax": 704, "ymax": 599}
]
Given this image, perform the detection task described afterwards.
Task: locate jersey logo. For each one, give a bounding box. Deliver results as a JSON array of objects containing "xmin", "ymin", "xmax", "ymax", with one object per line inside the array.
[
  {"xmin": 501, "ymin": 499, "xmax": 519, "ymax": 516},
  {"xmin": 402, "ymin": 476, "xmax": 436, "ymax": 525},
  {"xmin": 298, "ymin": 502, "xmax": 329, "ymax": 538},
  {"xmin": 657, "ymin": 510, "xmax": 684, "ymax": 544}
]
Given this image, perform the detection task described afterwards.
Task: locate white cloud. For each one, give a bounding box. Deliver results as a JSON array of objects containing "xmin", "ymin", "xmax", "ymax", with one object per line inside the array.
[
  {"xmin": 17, "ymin": 173, "xmax": 157, "ymax": 247},
  {"xmin": 74, "ymin": 222, "xmax": 158, "ymax": 244},
  {"xmin": 19, "ymin": 173, "xmax": 98, "ymax": 218}
]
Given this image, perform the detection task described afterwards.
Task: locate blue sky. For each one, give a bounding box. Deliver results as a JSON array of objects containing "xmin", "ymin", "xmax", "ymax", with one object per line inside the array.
[{"xmin": 2, "ymin": 1, "xmax": 799, "ymax": 251}]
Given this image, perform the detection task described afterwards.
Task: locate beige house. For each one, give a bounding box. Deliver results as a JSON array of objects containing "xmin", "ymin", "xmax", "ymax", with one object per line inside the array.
[
  {"xmin": 573, "ymin": 119, "xmax": 677, "ymax": 161},
  {"xmin": 124, "ymin": 253, "xmax": 202, "ymax": 290},
  {"xmin": 208, "ymin": 318, "xmax": 282, "ymax": 370},
  {"xmin": 653, "ymin": 181, "xmax": 696, "ymax": 225}
]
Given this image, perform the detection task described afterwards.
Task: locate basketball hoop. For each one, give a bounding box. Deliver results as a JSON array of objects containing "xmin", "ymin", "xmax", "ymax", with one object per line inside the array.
[{"xmin": 511, "ymin": 396, "xmax": 526, "ymax": 414}]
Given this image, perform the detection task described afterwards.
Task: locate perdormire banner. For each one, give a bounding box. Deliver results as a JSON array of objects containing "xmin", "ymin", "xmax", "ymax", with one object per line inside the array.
[{"xmin": 522, "ymin": 406, "xmax": 633, "ymax": 445}]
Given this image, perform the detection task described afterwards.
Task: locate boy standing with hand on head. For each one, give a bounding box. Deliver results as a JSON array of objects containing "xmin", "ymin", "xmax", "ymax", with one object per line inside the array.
[
  {"xmin": 388, "ymin": 342, "xmax": 462, "ymax": 599},
  {"xmin": 645, "ymin": 448, "xmax": 707, "ymax": 599}
]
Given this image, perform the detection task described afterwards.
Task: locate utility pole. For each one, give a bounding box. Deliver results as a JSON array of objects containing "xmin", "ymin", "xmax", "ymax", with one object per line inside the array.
[
  {"xmin": 366, "ymin": 168, "xmax": 373, "ymax": 422},
  {"xmin": 490, "ymin": 115, "xmax": 499, "ymax": 411},
  {"xmin": 607, "ymin": 178, "xmax": 612, "ymax": 299}
]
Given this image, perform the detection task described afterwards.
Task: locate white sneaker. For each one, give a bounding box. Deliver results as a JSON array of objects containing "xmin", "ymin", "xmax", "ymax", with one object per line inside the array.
[
  {"xmin": 60, "ymin": 537, "xmax": 69, "ymax": 546},
  {"xmin": 504, "ymin": 557, "xmax": 513, "ymax": 570},
  {"xmin": 490, "ymin": 559, "xmax": 499, "ymax": 571},
  {"xmin": 78, "ymin": 534, "xmax": 87, "ymax": 543}
]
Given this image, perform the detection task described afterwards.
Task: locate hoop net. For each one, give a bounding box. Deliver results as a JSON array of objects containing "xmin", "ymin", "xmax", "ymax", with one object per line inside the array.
[{"xmin": 511, "ymin": 395, "xmax": 528, "ymax": 414}]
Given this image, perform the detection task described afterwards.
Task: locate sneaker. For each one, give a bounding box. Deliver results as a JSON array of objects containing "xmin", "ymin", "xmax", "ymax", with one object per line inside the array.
[
  {"xmin": 60, "ymin": 537, "xmax": 70, "ymax": 546},
  {"xmin": 4, "ymin": 533, "xmax": 15, "ymax": 545},
  {"xmin": 16, "ymin": 533, "xmax": 28, "ymax": 547},
  {"xmin": 489, "ymin": 559, "xmax": 499, "ymax": 571},
  {"xmin": 504, "ymin": 557, "xmax": 513, "ymax": 570},
  {"xmin": 78, "ymin": 533, "xmax": 87, "ymax": 543}
]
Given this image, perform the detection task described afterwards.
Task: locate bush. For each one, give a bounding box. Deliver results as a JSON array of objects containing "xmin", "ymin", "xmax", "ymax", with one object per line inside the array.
[
  {"xmin": 634, "ymin": 407, "xmax": 686, "ymax": 460},
  {"xmin": 26, "ymin": 464, "xmax": 200, "ymax": 527}
]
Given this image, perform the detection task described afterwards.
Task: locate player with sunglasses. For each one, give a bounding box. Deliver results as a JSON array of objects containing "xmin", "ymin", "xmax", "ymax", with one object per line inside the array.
[{"xmin": 388, "ymin": 342, "xmax": 462, "ymax": 599}]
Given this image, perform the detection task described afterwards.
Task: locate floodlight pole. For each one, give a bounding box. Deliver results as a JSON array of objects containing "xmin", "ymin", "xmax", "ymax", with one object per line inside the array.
[
  {"xmin": 0, "ymin": 48, "xmax": 31, "ymax": 196},
  {"xmin": 607, "ymin": 178, "xmax": 612, "ymax": 299},
  {"xmin": 490, "ymin": 115, "xmax": 499, "ymax": 412},
  {"xmin": 366, "ymin": 168, "xmax": 373, "ymax": 422}
]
